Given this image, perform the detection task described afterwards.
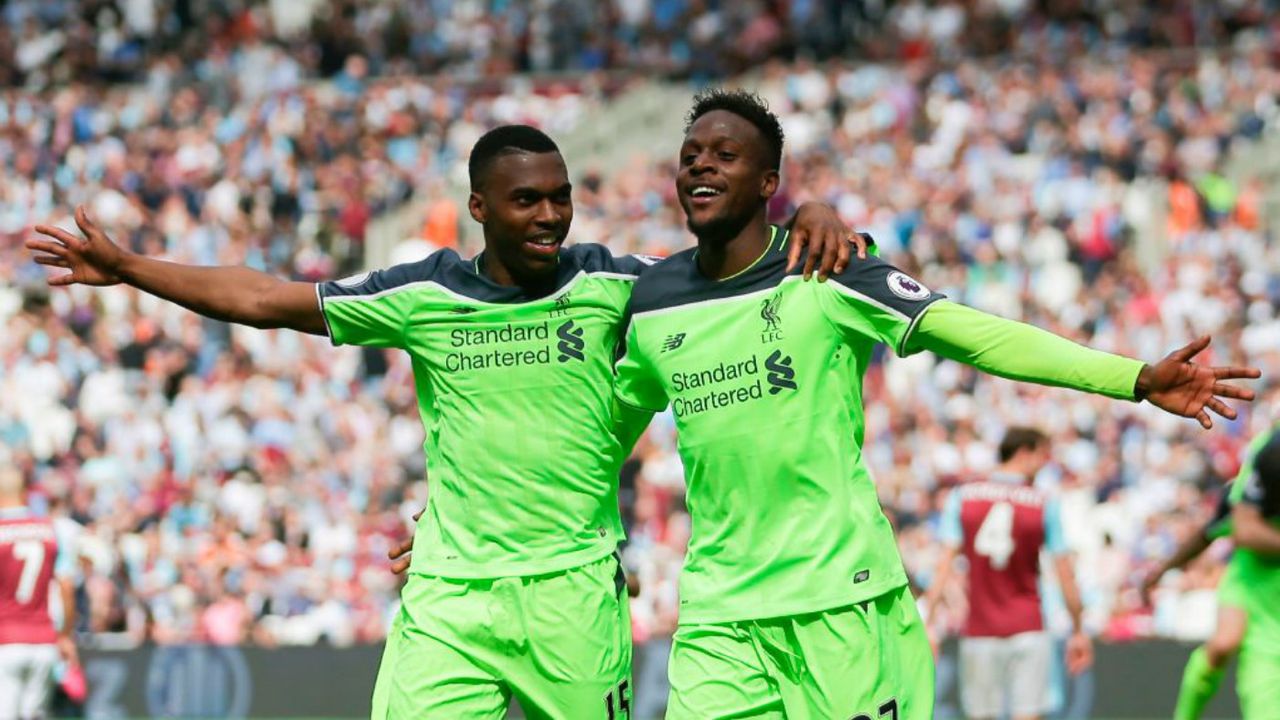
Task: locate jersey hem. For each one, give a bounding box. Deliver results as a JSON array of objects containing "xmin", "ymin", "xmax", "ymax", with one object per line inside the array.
[
  {"xmin": 407, "ymin": 542, "xmax": 618, "ymax": 580},
  {"xmin": 675, "ymin": 573, "xmax": 909, "ymax": 625}
]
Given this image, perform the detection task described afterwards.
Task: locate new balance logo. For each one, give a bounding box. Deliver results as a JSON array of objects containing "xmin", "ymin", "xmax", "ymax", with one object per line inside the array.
[
  {"xmin": 556, "ymin": 320, "xmax": 585, "ymax": 362},
  {"xmin": 765, "ymin": 349, "xmax": 797, "ymax": 394},
  {"xmin": 662, "ymin": 333, "xmax": 686, "ymax": 352}
]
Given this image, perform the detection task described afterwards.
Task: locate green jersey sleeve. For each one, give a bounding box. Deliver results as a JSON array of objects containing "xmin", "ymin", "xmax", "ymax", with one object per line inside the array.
[
  {"xmin": 317, "ymin": 254, "xmax": 445, "ymax": 348},
  {"xmin": 816, "ymin": 256, "xmax": 945, "ymax": 355},
  {"xmin": 912, "ymin": 301, "xmax": 1145, "ymax": 400},
  {"xmin": 614, "ymin": 316, "xmax": 668, "ymax": 413}
]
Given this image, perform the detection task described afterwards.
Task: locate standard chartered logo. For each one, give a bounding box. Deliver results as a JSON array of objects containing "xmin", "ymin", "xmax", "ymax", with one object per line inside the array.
[
  {"xmin": 556, "ymin": 320, "xmax": 585, "ymax": 361},
  {"xmin": 444, "ymin": 321, "xmax": 585, "ymax": 371},
  {"xmin": 669, "ymin": 350, "xmax": 798, "ymax": 416}
]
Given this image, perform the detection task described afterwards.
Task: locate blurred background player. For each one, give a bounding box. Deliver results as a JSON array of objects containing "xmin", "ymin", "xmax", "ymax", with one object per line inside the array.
[
  {"xmin": 1146, "ymin": 397, "xmax": 1279, "ymax": 720},
  {"xmin": 926, "ymin": 428, "xmax": 1091, "ymax": 720},
  {"xmin": 0, "ymin": 462, "xmax": 79, "ymax": 720},
  {"xmin": 1227, "ymin": 424, "xmax": 1280, "ymax": 718}
]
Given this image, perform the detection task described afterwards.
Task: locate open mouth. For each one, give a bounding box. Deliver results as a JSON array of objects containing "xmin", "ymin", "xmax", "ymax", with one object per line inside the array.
[
  {"xmin": 686, "ymin": 184, "xmax": 725, "ymax": 207},
  {"xmin": 523, "ymin": 235, "xmax": 563, "ymax": 257}
]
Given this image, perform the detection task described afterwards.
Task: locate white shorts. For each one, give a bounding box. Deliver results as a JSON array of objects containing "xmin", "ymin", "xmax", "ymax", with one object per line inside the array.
[
  {"xmin": 959, "ymin": 631, "xmax": 1053, "ymax": 719},
  {"xmin": 0, "ymin": 643, "xmax": 60, "ymax": 720}
]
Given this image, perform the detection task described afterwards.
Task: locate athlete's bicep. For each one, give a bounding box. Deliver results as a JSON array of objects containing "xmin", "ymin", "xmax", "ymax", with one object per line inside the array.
[
  {"xmin": 259, "ymin": 281, "xmax": 327, "ymax": 336},
  {"xmin": 817, "ymin": 256, "xmax": 943, "ymax": 355}
]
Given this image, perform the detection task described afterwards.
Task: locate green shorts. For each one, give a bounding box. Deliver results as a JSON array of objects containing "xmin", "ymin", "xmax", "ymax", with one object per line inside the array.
[
  {"xmin": 1233, "ymin": 549, "xmax": 1280, "ymax": 718},
  {"xmin": 371, "ymin": 553, "xmax": 632, "ymax": 719},
  {"xmin": 666, "ymin": 584, "xmax": 933, "ymax": 720}
]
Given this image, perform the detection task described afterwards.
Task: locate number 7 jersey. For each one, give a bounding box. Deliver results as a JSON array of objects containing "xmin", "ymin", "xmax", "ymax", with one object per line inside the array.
[{"xmin": 0, "ymin": 508, "xmax": 60, "ymax": 645}]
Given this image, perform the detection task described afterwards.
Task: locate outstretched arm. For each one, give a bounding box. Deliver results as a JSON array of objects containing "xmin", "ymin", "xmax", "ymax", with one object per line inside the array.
[
  {"xmin": 28, "ymin": 206, "xmax": 326, "ymax": 335},
  {"xmin": 911, "ymin": 301, "xmax": 1259, "ymax": 428}
]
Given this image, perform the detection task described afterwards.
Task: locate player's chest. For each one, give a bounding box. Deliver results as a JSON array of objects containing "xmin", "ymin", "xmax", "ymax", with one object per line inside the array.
[
  {"xmin": 408, "ymin": 299, "xmax": 622, "ymax": 388},
  {"xmin": 640, "ymin": 288, "xmax": 846, "ymax": 420}
]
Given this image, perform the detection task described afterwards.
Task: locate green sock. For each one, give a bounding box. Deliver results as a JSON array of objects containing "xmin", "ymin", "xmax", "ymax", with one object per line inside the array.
[{"xmin": 1174, "ymin": 646, "xmax": 1225, "ymax": 720}]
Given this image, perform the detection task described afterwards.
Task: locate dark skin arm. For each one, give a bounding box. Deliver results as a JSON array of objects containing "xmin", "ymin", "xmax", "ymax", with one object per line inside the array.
[
  {"xmin": 1233, "ymin": 503, "xmax": 1280, "ymax": 555},
  {"xmin": 28, "ymin": 207, "xmax": 327, "ymax": 335},
  {"xmin": 1141, "ymin": 530, "xmax": 1213, "ymax": 605},
  {"xmin": 1132, "ymin": 335, "xmax": 1259, "ymax": 429}
]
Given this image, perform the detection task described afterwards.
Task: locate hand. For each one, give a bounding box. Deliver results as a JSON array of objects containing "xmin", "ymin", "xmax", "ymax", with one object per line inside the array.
[
  {"xmin": 1135, "ymin": 336, "xmax": 1261, "ymax": 429},
  {"xmin": 27, "ymin": 206, "xmax": 128, "ymax": 287},
  {"xmin": 786, "ymin": 203, "xmax": 869, "ymax": 281},
  {"xmin": 1065, "ymin": 631, "xmax": 1093, "ymax": 675},
  {"xmin": 56, "ymin": 635, "xmax": 79, "ymax": 667},
  {"xmin": 389, "ymin": 509, "xmax": 423, "ymax": 575},
  {"xmin": 626, "ymin": 573, "xmax": 641, "ymax": 598}
]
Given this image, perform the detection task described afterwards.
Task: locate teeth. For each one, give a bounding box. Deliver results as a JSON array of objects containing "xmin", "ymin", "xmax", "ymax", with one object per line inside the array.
[
  {"xmin": 691, "ymin": 186, "xmax": 721, "ymax": 197},
  {"xmin": 530, "ymin": 237, "xmax": 557, "ymax": 245}
]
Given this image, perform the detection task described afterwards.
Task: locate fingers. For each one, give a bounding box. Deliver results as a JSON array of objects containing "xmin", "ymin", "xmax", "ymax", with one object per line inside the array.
[
  {"xmin": 388, "ymin": 538, "xmax": 413, "ymax": 560},
  {"xmin": 1206, "ymin": 397, "xmax": 1237, "ymax": 420},
  {"xmin": 851, "ymin": 233, "xmax": 868, "ymax": 260},
  {"xmin": 74, "ymin": 205, "xmax": 98, "ymax": 239},
  {"xmin": 812, "ymin": 229, "xmax": 842, "ymax": 281},
  {"xmin": 1169, "ymin": 335, "xmax": 1211, "ymax": 363},
  {"xmin": 1213, "ymin": 366, "xmax": 1262, "ymax": 381},
  {"xmin": 26, "ymin": 238, "xmax": 71, "ymax": 258},
  {"xmin": 48, "ymin": 273, "xmax": 78, "ymax": 287},
  {"xmin": 390, "ymin": 557, "xmax": 411, "ymax": 575},
  {"xmin": 1212, "ymin": 382, "xmax": 1256, "ymax": 401},
  {"xmin": 31, "ymin": 225, "xmax": 80, "ymax": 247},
  {"xmin": 829, "ymin": 230, "xmax": 851, "ymax": 278},
  {"xmin": 1195, "ymin": 410, "xmax": 1212, "ymax": 430},
  {"xmin": 786, "ymin": 229, "xmax": 805, "ymax": 273},
  {"xmin": 801, "ymin": 236, "xmax": 818, "ymax": 280},
  {"xmin": 33, "ymin": 255, "xmax": 70, "ymax": 269}
]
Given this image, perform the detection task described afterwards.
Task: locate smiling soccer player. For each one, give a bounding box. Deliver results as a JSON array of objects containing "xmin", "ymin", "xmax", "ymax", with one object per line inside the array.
[
  {"xmin": 28, "ymin": 123, "xmax": 863, "ymax": 719},
  {"xmin": 613, "ymin": 89, "xmax": 1260, "ymax": 719}
]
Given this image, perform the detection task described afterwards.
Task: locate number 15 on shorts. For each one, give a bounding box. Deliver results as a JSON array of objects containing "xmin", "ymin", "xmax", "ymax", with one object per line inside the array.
[{"xmin": 604, "ymin": 679, "xmax": 630, "ymax": 719}]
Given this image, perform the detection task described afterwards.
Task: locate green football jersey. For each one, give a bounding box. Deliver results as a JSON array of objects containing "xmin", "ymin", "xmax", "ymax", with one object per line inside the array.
[
  {"xmin": 319, "ymin": 244, "xmax": 652, "ymax": 578},
  {"xmin": 614, "ymin": 226, "xmax": 943, "ymax": 624}
]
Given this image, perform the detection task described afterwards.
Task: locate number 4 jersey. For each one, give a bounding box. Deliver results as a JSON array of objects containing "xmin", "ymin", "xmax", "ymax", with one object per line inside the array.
[
  {"xmin": 0, "ymin": 508, "xmax": 61, "ymax": 645},
  {"xmin": 938, "ymin": 474, "xmax": 1068, "ymax": 637}
]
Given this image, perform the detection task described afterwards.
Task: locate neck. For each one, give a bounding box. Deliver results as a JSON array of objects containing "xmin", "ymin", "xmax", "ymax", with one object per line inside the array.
[
  {"xmin": 996, "ymin": 461, "xmax": 1033, "ymax": 483},
  {"xmin": 695, "ymin": 211, "xmax": 771, "ymax": 280},
  {"xmin": 477, "ymin": 247, "xmax": 556, "ymax": 297}
]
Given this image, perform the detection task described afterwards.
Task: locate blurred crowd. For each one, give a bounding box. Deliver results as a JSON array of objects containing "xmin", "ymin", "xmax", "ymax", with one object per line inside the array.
[
  {"xmin": 1, "ymin": 0, "xmax": 1279, "ymax": 669},
  {"xmin": 3, "ymin": 0, "xmax": 1276, "ymax": 86}
]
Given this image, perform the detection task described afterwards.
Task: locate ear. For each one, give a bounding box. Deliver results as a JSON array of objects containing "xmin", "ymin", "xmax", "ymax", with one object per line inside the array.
[
  {"xmin": 468, "ymin": 192, "xmax": 485, "ymax": 224},
  {"xmin": 760, "ymin": 169, "xmax": 780, "ymax": 201}
]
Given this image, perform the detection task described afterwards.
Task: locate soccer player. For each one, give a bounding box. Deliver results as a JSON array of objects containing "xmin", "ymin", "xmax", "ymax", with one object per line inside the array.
[
  {"xmin": 26, "ymin": 125, "xmax": 860, "ymax": 718},
  {"xmin": 0, "ymin": 463, "xmax": 79, "ymax": 720},
  {"xmin": 611, "ymin": 88, "xmax": 1260, "ymax": 719},
  {"xmin": 1162, "ymin": 418, "xmax": 1280, "ymax": 720},
  {"xmin": 924, "ymin": 427, "xmax": 1090, "ymax": 720},
  {"xmin": 1227, "ymin": 428, "xmax": 1280, "ymax": 718}
]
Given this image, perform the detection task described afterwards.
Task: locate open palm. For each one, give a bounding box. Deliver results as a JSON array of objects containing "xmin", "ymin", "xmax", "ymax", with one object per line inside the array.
[
  {"xmin": 26, "ymin": 206, "xmax": 126, "ymax": 287},
  {"xmin": 1142, "ymin": 336, "xmax": 1260, "ymax": 429}
]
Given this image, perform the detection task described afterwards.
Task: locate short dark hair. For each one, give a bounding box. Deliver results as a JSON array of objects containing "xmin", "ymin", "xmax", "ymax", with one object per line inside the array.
[
  {"xmin": 685, "ymin": 88, "xmax": 784, "ymax": 171},
  {"xmin": 468, "ymin": 125, "xmax": 560, "ymax": 190},
  {"xmin": 999, "ymin": 427, "xmax": 1048, "ymax": 464}
]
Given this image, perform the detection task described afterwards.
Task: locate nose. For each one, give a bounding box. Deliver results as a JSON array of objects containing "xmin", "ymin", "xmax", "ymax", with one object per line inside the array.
[{"xmin": 534, "ymin": 199, "xmax": 562, "ymax": 226}]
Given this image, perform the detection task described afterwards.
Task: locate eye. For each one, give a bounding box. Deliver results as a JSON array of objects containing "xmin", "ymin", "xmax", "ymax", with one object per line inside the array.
[
  {"xmin": 681, "ymin": 153, "xmax": 697, "ymax": 166},
  {"xmin": 718, "ymin": 151, "xmax": 737, "ymax": 161}
]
